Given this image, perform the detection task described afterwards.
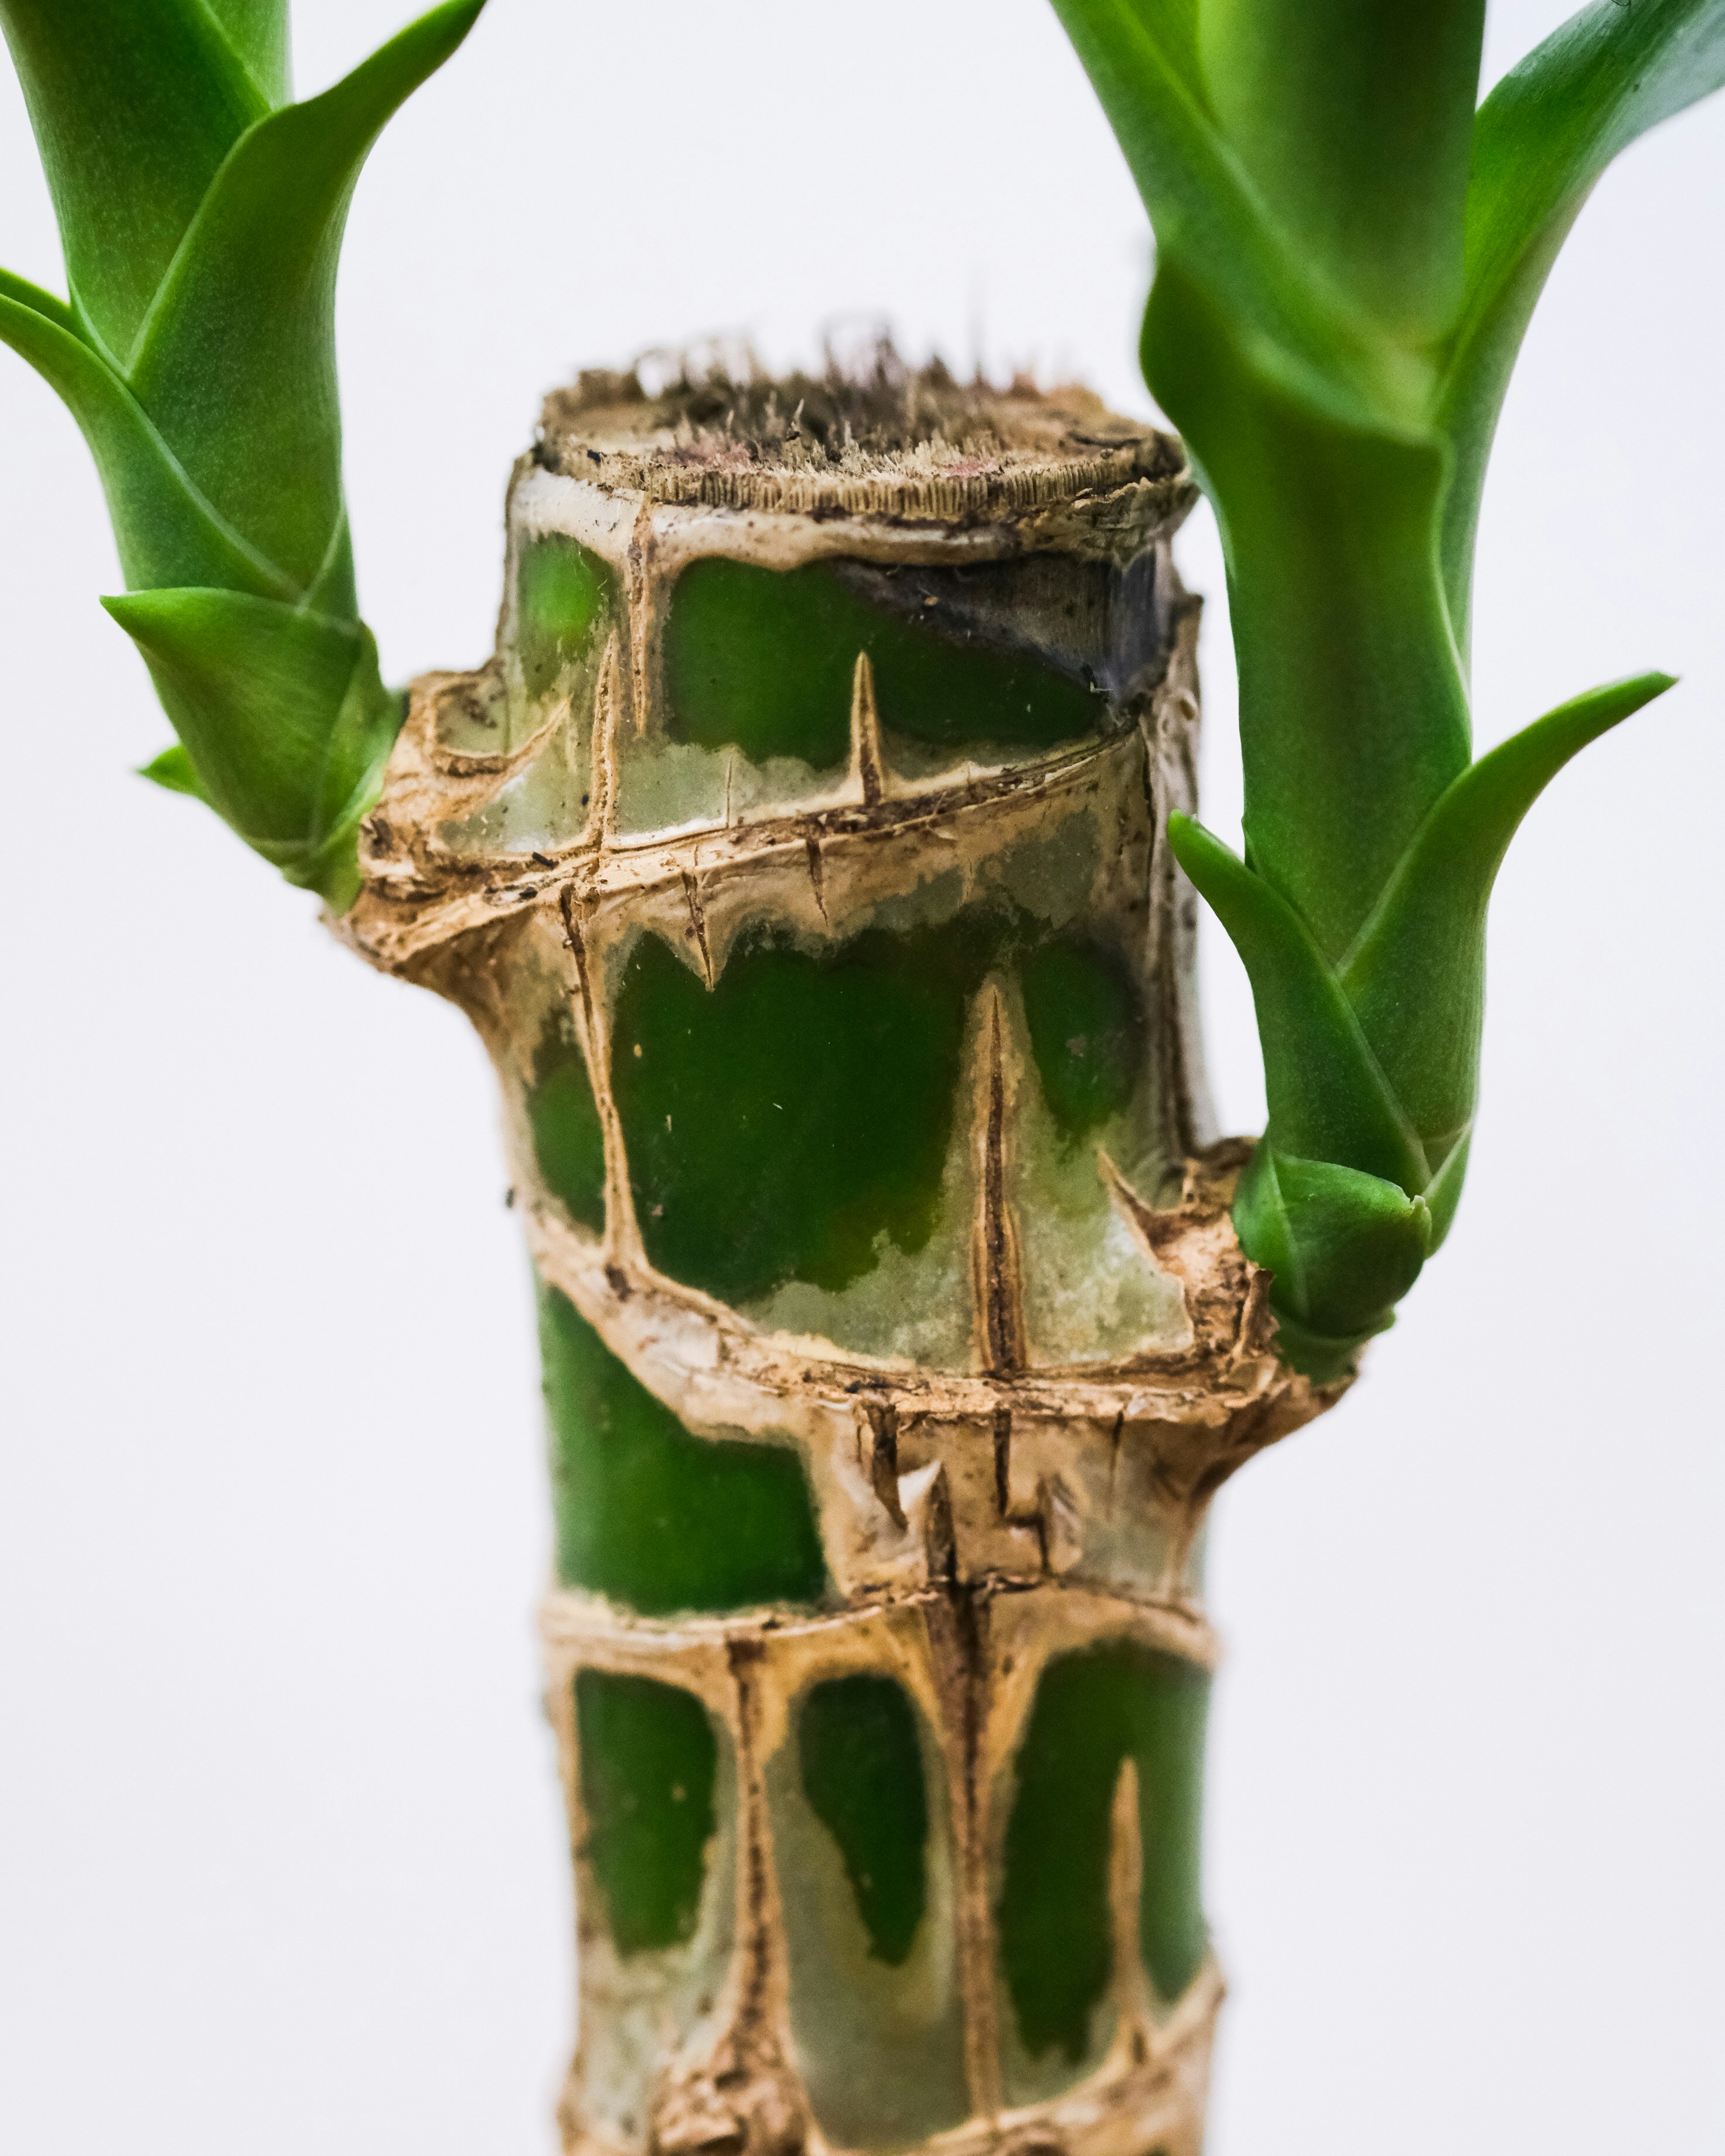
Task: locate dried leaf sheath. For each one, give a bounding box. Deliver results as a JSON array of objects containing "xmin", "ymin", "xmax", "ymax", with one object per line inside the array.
[{"xmin": 343, "ymin": 366, "xmax": 1338, "ymax": 2156}]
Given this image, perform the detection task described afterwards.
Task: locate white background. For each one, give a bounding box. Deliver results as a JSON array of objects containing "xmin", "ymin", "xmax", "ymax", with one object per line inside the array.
[{"xmin": 2, "ymin": 3, "xmax": 1721, "ymax": 2149}]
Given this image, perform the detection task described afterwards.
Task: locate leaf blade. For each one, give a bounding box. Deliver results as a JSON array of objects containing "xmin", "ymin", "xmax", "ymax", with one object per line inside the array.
[
  {"xmin": 1339, "ymin": 669, "xmax": 1674, "ymax": 1151},
  {"xmin": 1437, "ymin": 0, "xmax": 1725, "ymax": 640},
  {"xmin": 0, "ymin": 292, "xmax": 294, "ymax": 598},
  {"xmin": 125, "ymin": 0, "xmax": 486, "ymax": 602},
  {"xmin": 1168, "ymin": 811, "xmax": 1429, "ymax": 1191},
  {"xmin": 0, "ymin": 0, "xmax": 265, "ymax": 363},
  {"xmin": 103, "ymin": 586, "xmax": 403, "ymax": 906},
  {"xmin": 138, "ymin": 742, "xmax": 213, "ymax": 803},
  {"xmin": 0, "ymin": 264, "xmax": 81, "ymax": 342}
]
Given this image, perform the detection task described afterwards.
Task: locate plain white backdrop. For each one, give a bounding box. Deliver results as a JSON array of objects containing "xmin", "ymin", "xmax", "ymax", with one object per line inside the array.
[{"xmin": 1, "ymin": 3, "xmax": 1721, "ymax": 2149}]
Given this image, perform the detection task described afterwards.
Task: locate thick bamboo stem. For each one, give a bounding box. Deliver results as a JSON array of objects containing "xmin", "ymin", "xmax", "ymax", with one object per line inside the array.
[{"xmin": 341, "ymin": 361, "xmax": 1338, "ymax": 2156}]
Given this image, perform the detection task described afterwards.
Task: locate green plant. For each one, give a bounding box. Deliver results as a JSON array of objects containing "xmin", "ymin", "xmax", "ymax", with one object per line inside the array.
[
  {"xmin": 1051, "ymin": 0, "xmax": 1724, "ymax": 1373},
  {"xmin": 0, "ymin": 0, "xmax": 484, "ymax": 905},
  {"xmin": 3, "ymin": 5, "xmax": 1721, "ymax": 2154}
]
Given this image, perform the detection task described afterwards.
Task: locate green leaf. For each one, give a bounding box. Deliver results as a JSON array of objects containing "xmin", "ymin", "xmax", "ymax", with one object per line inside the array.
[
  {"xmin": 1233, "ymin": 1143, "xmax": 1430, "ymax": 1377},
  {"xmin": 1175, "ymin": 673, "xmax": 1666, "ymax": 1360},
  {"xmin": 0, "ymin": 264, "xmax": 80, "ymax": 341},
  {"xmin": 1046, "ymin": 0, "xmax": 1406, "ymax": 419},
  {"xmin": 1045, "ymin": 0, "xmax": 1259, "ymax": 268},
  {"xmin": 0, "ymin": 0, "xmax": 265, "ymax": 364},
  {"xmin": 126, "ymin": 0, "xmax": 486, "ymax": 603},
  {"xmin": 1197, "ymin": 0, "xmax": 1484, "ymax": 342},
  {"xmin": 203, "ymin": 0, "xmax": 291, "ymax": 105},
  {"xmin": 1, "ymin": 1, "xmax": 484, "ymax": 901},
  {"xmin": 1437, "ymin": 0, "xmax": 1725, "ymax": 643},
  {"xmin": 1045, "ymin": 0, "xmax": 1701, "ymax": 1366},
  {"xmin": 0, "ymin": 292, "xmax": 295, "ymax": 598},
  {"xmin": 1422, "ymin": 1127, "xmax": 1472, "ymax": 1254},
  {"xmin": 1168, "ymin": 812, "xmax": 1427, "ymax": 1192},
  {"xmin": 1340, "ymin": 670, "xmax": 1673, "ymax": 1155},
  {"xmin": 103, "ymin": 586, "xmax": 403, "ymax": 906},
  {"xmin": 1147, "ymin": 248, "xmax": 1471, "ymax": 956},
  {"xmin": 138, "ymin": 742, "xmax": 213, "ymax": 803}
]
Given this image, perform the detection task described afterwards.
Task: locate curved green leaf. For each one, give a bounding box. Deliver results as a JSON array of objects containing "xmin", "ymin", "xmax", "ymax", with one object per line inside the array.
[
  {"xmin": 1045, "ymin": 0, "xmax": 1704, "ymax": 1367},
  {"xmin": 0, "ymin": 264, "xmax": 81, "ymax": 342},
  {"xmin": 0, "ymin": 1, "xmax": 486, "ymax": 903},
  {"xmin": 0, "ymin": 293, "xmax": 294, "ymax": 598},
  {"xmin": 127, "ymin": 0, "xmax": 486, "ymax": 602},
  {"xmin": 1168, "ymin": 813, "xmax": 1427, "ymax": 1191},
  {"xmin": 1437, "ymin": 0, "xmax": 1725, "ymax": 642},
  {"xmin": 103, "ymin": 586, "xmax": 402, "ymax": 906},
  {"xmin": 0, "ymin": 0, "xmax": 265, "ymax": 364},
  {"xmin": 1340, "ymin": 670, "xmax": 1673, "ymax": 1152}
]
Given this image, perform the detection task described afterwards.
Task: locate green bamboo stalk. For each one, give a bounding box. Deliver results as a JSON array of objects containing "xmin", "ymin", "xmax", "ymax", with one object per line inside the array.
[{"xmin": 342, "ymin": 359, "xmax": 1331, "ymax": 2155}]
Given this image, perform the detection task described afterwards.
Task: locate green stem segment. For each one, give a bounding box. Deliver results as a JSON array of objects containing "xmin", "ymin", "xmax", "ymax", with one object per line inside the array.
[{"xmin": 343, "ymin": 364, "xmax": 1333, "ymax": 2156}]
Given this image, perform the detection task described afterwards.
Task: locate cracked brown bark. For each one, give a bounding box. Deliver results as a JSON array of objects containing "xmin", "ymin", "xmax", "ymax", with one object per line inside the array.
[{"xmin": 340, "ymin": 364, "xmax": 1344, "ymax": 2156}]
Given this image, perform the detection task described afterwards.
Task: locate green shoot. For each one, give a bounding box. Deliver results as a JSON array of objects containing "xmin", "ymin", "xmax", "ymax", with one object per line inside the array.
[
  {"xmin": 0, "ymin": 0, "xmax": 486, "ymax": 905},
  {"xmin": 1049, "ymin": 0, "xmax": 1725, "ymax": 1372}
]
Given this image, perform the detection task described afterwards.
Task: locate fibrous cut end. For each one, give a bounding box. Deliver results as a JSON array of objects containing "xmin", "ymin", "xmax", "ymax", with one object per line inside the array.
[{"xmin": 536, "ymin": 343, "xmax": 1189, "ymax": 530}]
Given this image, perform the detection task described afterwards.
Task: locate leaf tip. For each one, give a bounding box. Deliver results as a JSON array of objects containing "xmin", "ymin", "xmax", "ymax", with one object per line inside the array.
[{"xmin": 137, "ymin": 743, "xmax": 210, "ymax": 805}]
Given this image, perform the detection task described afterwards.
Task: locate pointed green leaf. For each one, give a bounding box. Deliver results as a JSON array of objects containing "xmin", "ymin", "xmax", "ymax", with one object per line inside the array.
[
  {"xmin": 1168, "ymin": 812, "xmax": 1427, "ymax": 1191},
  {"xmin": 1437, "ymin": 0, "xmax": 1725, "ymax": 643},
  {"xmin": 1340, "ymin": 671, "xmax": 1673, "ymax": 1154},
  {"xmin": 1197, "ymin": 0, "xmax": 1484, "ymax": 341},
  {"xmin": 138, "ymin": 743, "xmax": 213, "ymax": 803},
  {"xmin": 1148, "ymin": 250, "xmax": 1470, "ymax": 956},
  {"xmin": 103, "ymin": 586, "xmax": 403, "ymax": 906},
  {"xmin": 1234, "ymin": 1142, "xmax": 1430, "ymax": 1378},
  {"xmin": 0, "ymin": 0, "xmax": 265, "ymax": 364},
  {"xmin": 126, "ymin": 0, "xmax": 487, "ymax": 601},
  {"xmin": 0, "ymin": 293, "xmax": 294, "ymax": 598}
]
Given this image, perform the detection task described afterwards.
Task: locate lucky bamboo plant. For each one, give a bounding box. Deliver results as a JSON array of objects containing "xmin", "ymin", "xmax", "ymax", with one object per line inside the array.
[{"xmin": 2, "ymin": 3, "xmax": 1719, "ymax": 2153}]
